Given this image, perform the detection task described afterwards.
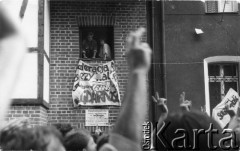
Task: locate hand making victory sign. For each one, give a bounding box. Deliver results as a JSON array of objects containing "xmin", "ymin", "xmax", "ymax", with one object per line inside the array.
[
  {"xmin": 151, "ymin": 92, "xmax": 168, "ymax": 150},
  {"xmin": 152, "ymin": 92, "xmax": 168, "ymax": 117},
  {"xmin": 179, "ymin": 92, "xmax": 192, "ymax": 111}
]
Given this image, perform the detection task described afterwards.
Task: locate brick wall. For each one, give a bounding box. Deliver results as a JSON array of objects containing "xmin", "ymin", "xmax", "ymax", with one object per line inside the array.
[
  {"xmin": 49, "ymin": 1, "xmax": 147, "ymax": 131},
  {"xmin": 5, "ymin": 106, "xmax": 48, "ymax": 127}
]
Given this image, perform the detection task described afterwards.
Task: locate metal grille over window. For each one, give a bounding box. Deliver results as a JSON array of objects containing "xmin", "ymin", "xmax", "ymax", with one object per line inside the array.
[
  {"xmin": 205, "ymin": 1, "xmax": 218, "ymax": 13},
  {"xmin": 205, "ymin": 0, "xmax": 238, "ymax": 13},
  {"xmin": 77, "ymin": 15, "xmax": 115, "ymax": 27},
  {"xmin": 208, "ymin": 63, "xmax": 239, "ymax": 113}
]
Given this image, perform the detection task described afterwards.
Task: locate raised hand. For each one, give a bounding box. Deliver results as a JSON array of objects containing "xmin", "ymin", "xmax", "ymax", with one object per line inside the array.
[
  {"xmin": 179, "ymin": 92, "xmax": 192, "ymax": 111},
  {"xmin": 95, "ymin": 125, "xmax": 102, "ymax": 135},
  {"xmin": 228, "ymin": 101, "xmax": 240, "ymax": 129},
  {"xmin": 111, "ymin": 28, "xmax": 152, "ymax": 146},
  {"xmin": 224, "ymin": 104, "xmax": 235, "ymax": 119},
  {"xmin": 152, "ymin": 92, "xmax": 168, "ymax": 114},
  {"xmin": 126, "ymin": 28, "xmax": 151, "ymax": 73},
  {"xmin": 152, "ymin": 91, "xmax": 168, "ymax": 148}
]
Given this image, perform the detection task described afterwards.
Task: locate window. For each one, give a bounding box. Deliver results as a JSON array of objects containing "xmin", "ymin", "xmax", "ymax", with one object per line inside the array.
[
  {"xmin": 208, "ymin": 63, "xmax": 239, "ymax": 114},
  {"xmin": 77, "ymin": 15, "xmax": 115, "ymax": 61},
  {"xmin": 205, "ymin": 0, "xmax": 238, "ymax": 13},
  {"xmin": 79, "ymin": 26, "xmax": 114, "ymax": 61},
  {"xmin": 204, "ymin": 56, "xmax": 240, "ymax": 115},
  {"xmin": 4, "ymin": 0, "xmax": 39, "ymax": 99}
]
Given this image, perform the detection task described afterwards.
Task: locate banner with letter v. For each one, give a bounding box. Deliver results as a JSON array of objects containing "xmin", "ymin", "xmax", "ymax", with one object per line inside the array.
[{"xmin": 72, "ymin": 60, "xmax": 121, "ymax": 106}]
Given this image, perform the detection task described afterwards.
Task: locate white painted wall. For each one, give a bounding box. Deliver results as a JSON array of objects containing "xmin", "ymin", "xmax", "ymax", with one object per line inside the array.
[
  {"xmin": 12, "ymin": 53, "xmax": 38, "ymax": 98},
  {"xmin": 2, "ymin": 0, "xmax": 39, "ymax": 99}
]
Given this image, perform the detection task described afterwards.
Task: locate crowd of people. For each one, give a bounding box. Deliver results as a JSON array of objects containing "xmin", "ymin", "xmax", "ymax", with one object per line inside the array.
[{"xmin": 1, "ymin": 2, "xmax": 240, "ymax": 151}]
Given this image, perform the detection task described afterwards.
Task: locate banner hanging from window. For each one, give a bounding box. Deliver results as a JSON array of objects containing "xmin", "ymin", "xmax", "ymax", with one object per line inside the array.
[{"xmin": 72, "ymin": 60, "xmax": 121, "ymax": 106}]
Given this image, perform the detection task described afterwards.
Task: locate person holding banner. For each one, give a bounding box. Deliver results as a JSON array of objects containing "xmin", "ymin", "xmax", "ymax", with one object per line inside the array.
[
  {"xmin": 227, "ymin": 101, "xmax": 240, "ymax": 146},
  {"xmin": 212, "ymin": 88, "xmax": 240, "ymax": 129}
]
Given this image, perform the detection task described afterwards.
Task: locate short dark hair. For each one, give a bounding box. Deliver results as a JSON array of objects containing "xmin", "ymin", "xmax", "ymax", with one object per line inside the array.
[
  {"xmin": 158, "ymin": 111, "xmax": 223, "ymax": 150},
  {"xmin": 88, "ymin": 32, "xmax": 94, "ymax": 36},
  {"xmin": 0, "ymin": 127, "xmax": 34, "ymax": 150},
  {"xmin": 64, "ymin": 129, "xmax": 91, "ymax": 150},
  {"xmin": 32, "ymin": 126, "xmax": 64, "ymax": 150},
  {"xmin": 53, "ymin": 123, "xmax": 73, "ymax": 137},
  {"xmin": 100, "ymin": 38, "xmax": 106, "ymax": 42},
  {"xmin": 0, "ymin": 126, "xmax": 63, "ymax": 150}
]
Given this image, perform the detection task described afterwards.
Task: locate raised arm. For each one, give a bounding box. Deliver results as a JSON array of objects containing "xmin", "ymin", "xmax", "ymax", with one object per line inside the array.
[
  {"xmin": 179, "ymin": 92, "xmax": 192, "ymax": 112},
  {"xmin": 152, "ymin": 92, "xmax": 168, "ymax": 129},
  {"xmin": 151, "ymin": 92, "xmax": 168, "ymax": 149},
  {"xmin": 0, "ymin": 4, "xmax": 27, "ymax": 123},
  {"xmin": 110, "ymin": 28, "xmax": 151, "ymax": 145}
]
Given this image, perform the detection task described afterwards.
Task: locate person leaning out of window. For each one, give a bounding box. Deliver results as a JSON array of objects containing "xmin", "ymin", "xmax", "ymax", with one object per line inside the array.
[{"xmin": 99, "ymin": 38, "xmax": 111, "ymax": 60}]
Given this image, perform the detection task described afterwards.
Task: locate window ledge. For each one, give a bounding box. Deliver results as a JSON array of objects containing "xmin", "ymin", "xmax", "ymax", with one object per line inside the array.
[{"xmin": 11, "ymin": 98, "xmax": 49, "ymax": 109}]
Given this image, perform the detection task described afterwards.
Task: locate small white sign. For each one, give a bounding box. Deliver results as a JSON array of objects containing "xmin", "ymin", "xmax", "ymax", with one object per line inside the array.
[
  {"xmin": 195, "ymin": 28, "xmax": 204, "ymax": 34},
  {"xmin": 85, "ymin": 109, "xmax": 109, "ymax": 126}
]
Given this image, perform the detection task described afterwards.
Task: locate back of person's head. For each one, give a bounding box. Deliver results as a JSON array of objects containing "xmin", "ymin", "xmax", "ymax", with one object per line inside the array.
[
  {"xmin": 64, "ymin": 129, "xmax": 96, "ymax": 151},
  {"xmin": 54, "ymin": 123, "xmax": 73, "ymax": 137},
  {"xmin": 32, "ymin": 126, "xmax": 65, "ymax": 151},
  {"xmin": 0, "ymin": 118, "xmax": 34, "ymax": 150},
  {"xmin": 0, "ymin": 125, "xmax": 65, "ymax": 151},
  {"xmin": 158, "ymin": 110, "xmax": 223, "ymax": 151},
  {"xmin": 1, "ymin": 126, "xmax": 64, "ymax": 150},
  {"xmin": 0, "ymin": 127, "xmax": 34, "ymax": 150},
  {"xmin": 96, "ymin": 134, "xmax": 109, "ymax": 151}
]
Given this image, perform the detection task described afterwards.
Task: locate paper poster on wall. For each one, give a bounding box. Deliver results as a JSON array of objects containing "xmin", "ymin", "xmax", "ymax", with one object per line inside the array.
[
  {"xmin": 85, "ymin": 109, "xmax": 109, "ymax": 126},
  {"xmin": 72, "ymin": 60, "xmax": 121, "ymax": 106},
  {"xmin": 212, "ymin": 88, "xmax": 239, "ymax": 128}
]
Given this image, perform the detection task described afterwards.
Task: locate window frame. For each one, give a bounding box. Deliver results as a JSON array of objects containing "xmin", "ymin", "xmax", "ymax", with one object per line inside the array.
[
  {"xmin": 204, "ymin": 56, "xmax": 240, "ymax": 115},
  {"xmin": 78, "ymin": 26, "xmax": 115, "ymax": 61},
  {"xmin": 205, "ymin": 0, "xmax": 238, "ymax": 14}
]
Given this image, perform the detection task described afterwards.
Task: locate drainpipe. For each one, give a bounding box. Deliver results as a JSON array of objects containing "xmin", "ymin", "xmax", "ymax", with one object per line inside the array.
[
  {"xmin": 146, "ymin": 0, "xmax": 166, "ymax": 125},
  {"xmin": 159, "ymin": 0, "xmax": 167, "ymax": 102}
]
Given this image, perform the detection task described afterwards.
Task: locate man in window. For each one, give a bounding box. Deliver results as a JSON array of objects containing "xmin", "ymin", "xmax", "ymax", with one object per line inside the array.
[
  {"xmin": 99, "ymin": 38, "xmax": 111, "ymax": 60},
  {"xmin": 82, "ymin": 32, "xmax": 97, "ymax": 59}
]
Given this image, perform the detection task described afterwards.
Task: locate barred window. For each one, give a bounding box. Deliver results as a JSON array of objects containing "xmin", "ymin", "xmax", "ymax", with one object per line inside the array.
[
  {"xmin": 208, "ymin": 63, "xmax": 239, "ymax": 114},
  {"xmin": 205, "ymin": 0, "xmax": 238, "ymax": 13}
]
